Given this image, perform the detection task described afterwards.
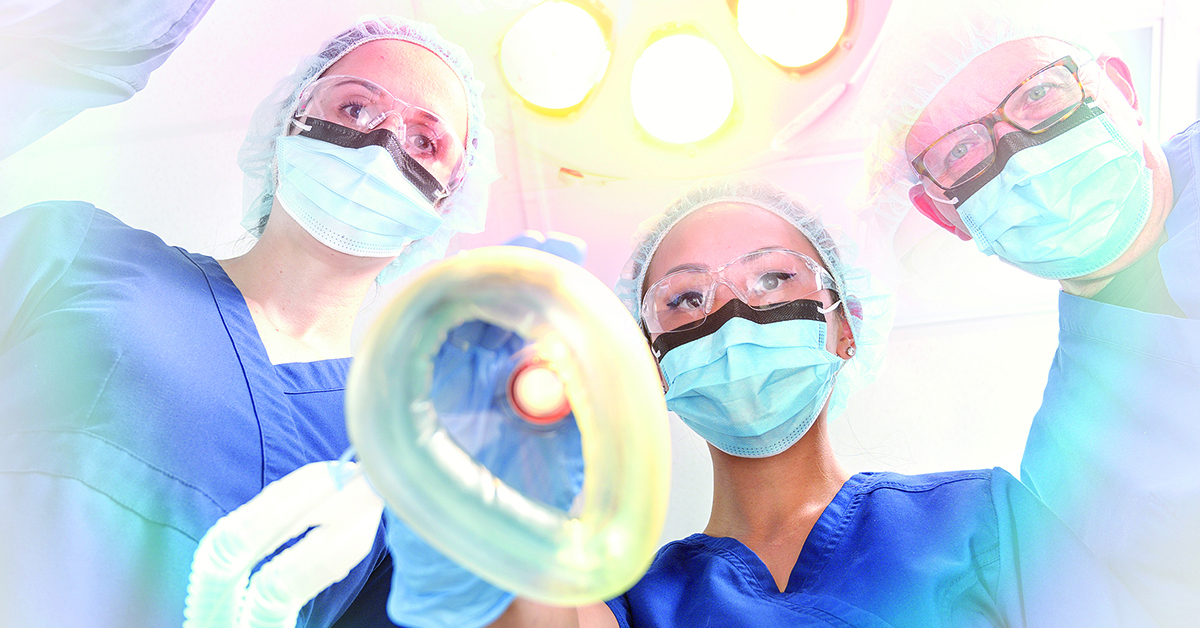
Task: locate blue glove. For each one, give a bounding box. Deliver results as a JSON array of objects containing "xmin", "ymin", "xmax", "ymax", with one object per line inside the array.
[
  {"xmin": 502, "ymin": 230, "xmax": 587, "ymax": 266},
  {"xmin": 385, "ymin": 233, "xmax": 587, "ymax": 628}
]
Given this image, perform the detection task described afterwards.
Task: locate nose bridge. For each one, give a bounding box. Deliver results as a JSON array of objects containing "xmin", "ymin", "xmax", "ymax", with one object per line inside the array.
[
  {"xmin": 988, "ymin": 112, "xmax": 1022, "ymax": 142},
  {"xmin": 707, "ymin": 278, "xmax": 738, "ymax": 313},
  {"xmin": 373, "ymin": 108, "xmax": 408, "ymax": 134}
]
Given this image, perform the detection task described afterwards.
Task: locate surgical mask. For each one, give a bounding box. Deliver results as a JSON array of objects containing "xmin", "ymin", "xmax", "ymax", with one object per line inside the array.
[
  {"xmin": 655, "ymin": 299, "xmax": 843, "ymax": 458},
  {"xmin": 953, "ymin": 107, "xmax": 1152, "ymax": 280},
  {"xmin": 274, "ymin": 133, "xmax": 444, "ymax": 257}
]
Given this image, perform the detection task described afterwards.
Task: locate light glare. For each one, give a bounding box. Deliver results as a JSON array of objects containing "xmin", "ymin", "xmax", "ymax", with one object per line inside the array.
[
  {"xmin": 500, "ymin": 1, "xmax": 611, "ymax": 110},
  {"xmin": 737, "ymin": 0, "xmax": 848, "ymax": 68},
  {"xmin": 630, "ymin": 34, "xmax": 734, "ymax": 144}
]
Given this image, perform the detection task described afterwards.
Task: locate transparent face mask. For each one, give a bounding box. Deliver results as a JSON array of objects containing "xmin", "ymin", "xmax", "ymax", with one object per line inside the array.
[
  {"xmin": 295, "ymin": 74, "xmax": 467, "ymax": 190},
  {"xmin": 641, "ymin": 247, "xmax": 839, "ymax": 335}
]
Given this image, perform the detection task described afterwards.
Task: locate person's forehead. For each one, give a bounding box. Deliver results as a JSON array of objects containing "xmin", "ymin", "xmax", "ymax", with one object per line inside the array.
[
  {"xmin": 324, "ymin": 39, "xmax": 469, "ymax": 145},
  {"xmin": 648, "ymin": 203, "xmax": 817, "ymax": 280},
  {"xmin": 906, "ymin": 37, "xmax": 1083, "ymax": 156}
]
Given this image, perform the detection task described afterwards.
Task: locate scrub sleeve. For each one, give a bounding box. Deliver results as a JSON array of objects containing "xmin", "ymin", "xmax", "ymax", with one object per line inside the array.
[
  {"xmin": 0, "ymin": 0, "xmax": 215, "ymax": 159},
  {"xmin": 1020, "ymin": 120, "xmax": 1200, "ymax": 628}
]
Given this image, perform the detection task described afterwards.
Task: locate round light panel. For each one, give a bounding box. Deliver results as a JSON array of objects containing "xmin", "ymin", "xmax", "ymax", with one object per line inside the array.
[
  {"xmin": 500, "ymin": 1, "xmax": 612, "ymax": 111},
  {"xmin": 630, "ymin": 34, "xmax": 734, "ymax": 144}
]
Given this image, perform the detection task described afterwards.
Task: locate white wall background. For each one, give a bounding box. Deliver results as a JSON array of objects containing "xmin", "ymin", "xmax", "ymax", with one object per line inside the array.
[{"xmin": 2, "ymin": 0, "xmax": 1197, "ymax": 549}]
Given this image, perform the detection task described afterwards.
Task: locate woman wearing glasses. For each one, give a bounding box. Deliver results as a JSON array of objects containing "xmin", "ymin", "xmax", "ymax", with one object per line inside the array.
[
  {"xmin": 487, "ymin": 178, "xmax": 1156, "ymax": 628},
  {"xmin": 0, "ymin": 14, "xmax": 495, "ymax": 627}
]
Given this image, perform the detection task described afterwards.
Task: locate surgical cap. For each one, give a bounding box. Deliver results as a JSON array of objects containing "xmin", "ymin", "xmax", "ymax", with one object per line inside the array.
[
  {"xmin": 614, "ymin": 178, "xmax": 894, "ymax": 420},
  {"xmin": 859, "ymin": 0, "xmax": 1118, "ymax": 237},
  {"xmin": 237, "ymin": 14, "xmax": 499, "ymax": 283}
]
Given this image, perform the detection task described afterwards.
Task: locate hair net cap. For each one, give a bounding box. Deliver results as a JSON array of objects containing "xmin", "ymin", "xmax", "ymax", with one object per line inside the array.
[
  {"xmin": 614, "ymin": 178, "xmax": 894, "ymax": 420},
  {"xmin": 237, "ymin": 14, "xmax": 499, "ymax": 283},
  {"xmin": 857, "ymin": 0, "xmax": 1119, "ymax": 239}
]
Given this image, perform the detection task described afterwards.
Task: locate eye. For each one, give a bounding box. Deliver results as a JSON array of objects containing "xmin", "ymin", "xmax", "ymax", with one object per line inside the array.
[
  {"xmin": 947, "ymin": 139, "xmax": 976, "ymax": 162},
  {"xmin": 337, "ymin": 101, "xmax": 371, "ymax": 128},
  {"xmin": 406, "ymin": 126, "xmax": 440, "ymax": 158},
  {"xmin": 1026, "ymin": 83, "xmax": 1049, "ymax": 102},
  {"xmin": 666, "ymin": 291, "xmax": 705, "ymax": 311},
  {"xmin": 752, "ymin": 271, "xmax": 794, "ymax": 294}
]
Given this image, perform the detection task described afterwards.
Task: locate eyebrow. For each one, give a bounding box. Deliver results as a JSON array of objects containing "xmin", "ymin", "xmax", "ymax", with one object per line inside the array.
[
  {"xmin": 411, "ymin": 109, "xmax": 441, "ymax": 125},
  {"xmin": 658, "ymin": 245, "xmax": 791, "ymax": 276}
]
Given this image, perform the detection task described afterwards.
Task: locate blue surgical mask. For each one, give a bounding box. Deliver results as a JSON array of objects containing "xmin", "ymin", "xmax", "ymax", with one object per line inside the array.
[
  {"xmin": 655, "ymin": 299, "xmax": 843, "ymax": 459},
  {"xmin": 274, "ymin": 134, "xmax": 444, "ymax": 257},
  {"xmin": 954, "ymin": 108, "xmax": 1152, "ymax": 280}
]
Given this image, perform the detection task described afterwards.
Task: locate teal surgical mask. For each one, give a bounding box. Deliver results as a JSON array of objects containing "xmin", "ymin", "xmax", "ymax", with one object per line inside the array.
[
  {"xmin": 274, "ymin": 134, "xmax": 444, "ymax": 257},
  {"xmin": 955, "ymin": 109, "xmax": 1152, "ymax": 280},
  {"xmin": 656, "ymin": 299, "xmax": 843, "ymax": 459}
]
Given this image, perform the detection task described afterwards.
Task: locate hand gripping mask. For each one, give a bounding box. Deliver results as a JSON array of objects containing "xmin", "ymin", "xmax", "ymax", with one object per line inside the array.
[{"xmin": 346, "ymin": 246, "xmax": 671, "ymax": 606}]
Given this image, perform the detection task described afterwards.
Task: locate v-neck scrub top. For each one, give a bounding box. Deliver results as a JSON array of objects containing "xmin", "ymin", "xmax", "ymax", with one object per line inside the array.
[
  {"xmin": 0, "ymin": 202, "xmax": 390, "ymax": 627},
  {"xmin": 606, "ymin": 469, "xmax": 1155, "ymax": 627}
]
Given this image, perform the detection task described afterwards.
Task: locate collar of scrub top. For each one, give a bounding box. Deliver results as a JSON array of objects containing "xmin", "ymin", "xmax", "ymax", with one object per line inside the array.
[
  {"xmin": 939, "ymin": 99, "xmax": 1105, "ymax": 209},
  {"xmin": 293, "ymin": 117, "xmax": 450, "ymax": 206}
]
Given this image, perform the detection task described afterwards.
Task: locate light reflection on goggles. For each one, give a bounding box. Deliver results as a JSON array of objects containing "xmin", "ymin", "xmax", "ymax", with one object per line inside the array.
[
  {"xmin": 641, "ymin": 248, "xmax": 838, "ymax": 335},
  {"xmin": 295, "ymin": 75, "xmax": 466, "ymax": 191}
]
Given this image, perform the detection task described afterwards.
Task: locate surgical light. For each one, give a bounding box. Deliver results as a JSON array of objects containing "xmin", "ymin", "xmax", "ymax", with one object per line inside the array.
[
  {"xmin": 500, "ymin": 1, "xmax": 611, "ymax": 111},
  {"xmin": 630, "ymin": 34, "xmax": 734, "ymax": 144},
  {"xmin": 736, "ymin": 0, "xmax": 849, "ymax": 68}
]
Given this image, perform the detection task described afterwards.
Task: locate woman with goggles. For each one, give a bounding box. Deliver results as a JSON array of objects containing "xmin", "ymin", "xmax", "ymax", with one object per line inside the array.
[
  {"xmin": 481, "ymin": 179, "xmax": 1156, "ymax": 628},
  {"xmin": 0, "ymin": 14, "xmax": 498, "ymax": 628}
]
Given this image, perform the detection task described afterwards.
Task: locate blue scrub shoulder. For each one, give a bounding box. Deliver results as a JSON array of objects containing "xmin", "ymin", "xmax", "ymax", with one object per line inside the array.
[
  {"xmin": 607, "ymin": 469, "xmax": 1010, "ymax": 628},
  {"xmin": 0, "ymin": 201, "xmax": 378, "ymax": 628}
]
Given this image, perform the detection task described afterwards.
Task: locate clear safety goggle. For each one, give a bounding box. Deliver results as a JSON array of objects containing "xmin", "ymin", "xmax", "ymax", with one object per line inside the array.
[
  {"xmin": 911, "ymin": 56, "xmax": 1087, "ymax": 192},
  {"xmin": 641, "ymin": 248, "xmax": 839, "ymax": 335},
  {"xmin": 295, "ymin": 75, "xmax": 466, "ymax": 190}
]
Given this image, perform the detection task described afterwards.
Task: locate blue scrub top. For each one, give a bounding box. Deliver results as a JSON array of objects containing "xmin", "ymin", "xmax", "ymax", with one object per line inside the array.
[
  {"xmin": 606, "ymin": 469, "xmax": 1153, "ymax": 628},
  {"xmin": 1160, "ymin": 120, "xmax": 1200, "ymax": 317},
  {"xmin": 1019, "ymin": 121, "xmax": 1200, "ymax": 627},
  {"xmin": 0, "ymin": 202, "xmax": 392, "ymax": 627}
]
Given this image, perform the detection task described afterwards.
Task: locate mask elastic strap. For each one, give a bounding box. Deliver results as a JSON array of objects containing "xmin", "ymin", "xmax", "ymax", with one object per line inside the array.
[{"xmin": 817, "ymin": 300, "xmax": 842, "ymax": 315}]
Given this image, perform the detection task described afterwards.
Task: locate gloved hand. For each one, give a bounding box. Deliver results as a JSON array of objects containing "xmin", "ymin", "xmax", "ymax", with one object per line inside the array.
[{"xmin": 384, "ymin": 232, "xmax": 587, "ymax": 628}]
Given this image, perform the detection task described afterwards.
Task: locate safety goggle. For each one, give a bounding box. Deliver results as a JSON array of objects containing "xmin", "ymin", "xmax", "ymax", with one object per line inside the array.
[
  {"xmin": 911, "ymin": 56, "xmax": 1087, "ymax": 193},
  {"xmin": 295, "ymin": 75, "xmax": 466, "ymax": 190},
  {"xmin": 641, "ymin": 248, "xmax": 839, "ymax": 335}
]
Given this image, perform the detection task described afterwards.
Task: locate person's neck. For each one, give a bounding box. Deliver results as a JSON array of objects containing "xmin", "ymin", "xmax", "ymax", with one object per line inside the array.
[
  {"xmin": 703, "ymin": 416, "xmax": 849, "ymax": 592},
  {"xmin": 219, "ymin": 212, "xmax": 390, "ymax": 363},
  {"xmin": 705, "ymin": 417, "xmax": 849, "ymax": 542}
]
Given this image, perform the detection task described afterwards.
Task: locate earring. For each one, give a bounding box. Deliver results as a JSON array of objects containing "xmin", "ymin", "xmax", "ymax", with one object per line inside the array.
[{"xmin": 846, "ymin": 346, "xmax": 856, "ymax": 358}]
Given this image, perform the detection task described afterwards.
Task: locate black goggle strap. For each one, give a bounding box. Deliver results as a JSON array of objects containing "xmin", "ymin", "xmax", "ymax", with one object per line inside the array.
[
  {"xmin": 945, "ymin": 99, "xmax": 1104, "ymax": 209},
  {"xmin": 295, "ymin": 117, "xmax": 449, "ymax": 205},
  {"xmin": 649, "ymin": 297, "xmax": 834, "ymax": 361}
]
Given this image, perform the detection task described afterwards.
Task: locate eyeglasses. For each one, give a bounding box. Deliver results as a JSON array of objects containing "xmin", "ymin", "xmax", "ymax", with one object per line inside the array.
[
  {"xmin": 911, "ymin": 56, "xmax": 1087, "ymax": 192},
  {"xmin": 641, "ymin": 248, "xmax": 838, "ymax": 335},
  {"xmin": 295, "ymin": 75, "xmax": 466, "ymax": 189}
]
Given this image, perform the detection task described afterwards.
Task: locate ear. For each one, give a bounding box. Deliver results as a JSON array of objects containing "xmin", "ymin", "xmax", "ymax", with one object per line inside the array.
[
  {"xmin": 836, "ymin": 310, "xmax": 856, "ymax": 360},
  {"xmin": 909, "ymin": 185, "xmax": 972, "ymax": 241},
  {"xmin": 1097, "ymin": 54, "xmax": 1141, "ymax": 116}
]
